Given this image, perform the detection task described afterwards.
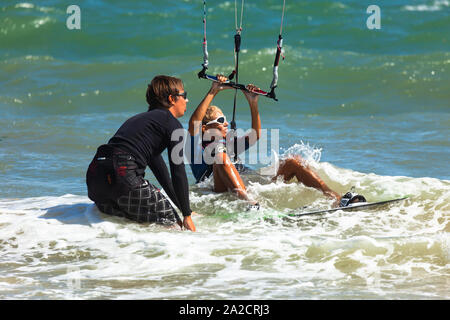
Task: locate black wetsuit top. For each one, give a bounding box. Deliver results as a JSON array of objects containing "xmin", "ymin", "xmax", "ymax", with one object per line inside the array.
[{"xmin": 107, "ymin": 108, "xmax": 191, "ymax": 217}]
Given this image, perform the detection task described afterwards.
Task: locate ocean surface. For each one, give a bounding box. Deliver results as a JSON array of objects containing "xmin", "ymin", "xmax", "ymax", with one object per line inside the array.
[{"xmin": 0, "ymin": 0, "xmax": 449, "ymax": 299}]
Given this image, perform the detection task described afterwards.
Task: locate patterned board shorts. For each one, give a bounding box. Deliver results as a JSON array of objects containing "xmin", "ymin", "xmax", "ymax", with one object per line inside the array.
[{"xmin": 96, "ymin": 181, "xmax": 179, "ymax": 225}]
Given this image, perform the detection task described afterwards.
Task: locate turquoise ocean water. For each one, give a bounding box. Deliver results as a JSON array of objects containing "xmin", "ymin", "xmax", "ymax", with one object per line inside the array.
[{"xmin": 0, "ymin": 0, "xmax": 449, "ymax": 299}]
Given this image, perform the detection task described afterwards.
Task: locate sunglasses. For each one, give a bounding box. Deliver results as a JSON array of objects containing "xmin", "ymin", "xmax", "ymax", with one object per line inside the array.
[
  {"xmin": 176, "ymin": 91, "xmax": 188, "ymax": 99},
  {"xmin": 205, "ymin": 116, "xmax": 227, "ymax": 126}
]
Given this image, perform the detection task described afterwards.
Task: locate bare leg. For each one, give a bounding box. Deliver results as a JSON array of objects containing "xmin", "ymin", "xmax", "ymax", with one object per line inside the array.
[{"xmin": 275, "ymin": 155, "xmax": 341, "ymax": 201}]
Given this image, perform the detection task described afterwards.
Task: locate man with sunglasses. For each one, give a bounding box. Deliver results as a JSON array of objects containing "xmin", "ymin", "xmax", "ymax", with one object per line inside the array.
[
  {"xmin": 187, "ymin": 75, "xmax": 363, "ymax": 208},
  {"xmin": 87, "ymin": 75, "xmax": 197, "ymax": 231}
]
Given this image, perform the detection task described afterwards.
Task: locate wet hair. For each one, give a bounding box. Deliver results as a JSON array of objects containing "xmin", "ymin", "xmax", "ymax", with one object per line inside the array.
[
  {"xmin": 202, "ymin": 105, "xmax": 223, "ymax": 125},
  {"xmin": 146, "ymin": 75, "xmax": 183, "ymax": 111}
]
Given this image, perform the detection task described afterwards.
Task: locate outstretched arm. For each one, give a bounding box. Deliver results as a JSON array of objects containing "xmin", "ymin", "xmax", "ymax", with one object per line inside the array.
[
  {"xmin": 239, "ymin": 84, "xmax": 262, "ymax": 148},
  {"xmin": 188, "ymin": 75, "xmax": 231, "ymax": 136}
]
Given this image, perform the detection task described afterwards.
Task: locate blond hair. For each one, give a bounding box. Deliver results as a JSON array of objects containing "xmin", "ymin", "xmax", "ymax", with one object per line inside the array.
[{"xmin": 202, "ymin": 105, "xmax": 223, "ymax": 125}]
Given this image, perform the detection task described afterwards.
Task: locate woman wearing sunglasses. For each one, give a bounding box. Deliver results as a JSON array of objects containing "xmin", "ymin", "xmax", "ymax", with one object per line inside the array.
[
  {"xmin": 188, "ymin": 75, "xmax": 350, "ymax": 208},
  {"xmin": 87, "ymin": 75, "xmax": 197, "ymax": 231}
]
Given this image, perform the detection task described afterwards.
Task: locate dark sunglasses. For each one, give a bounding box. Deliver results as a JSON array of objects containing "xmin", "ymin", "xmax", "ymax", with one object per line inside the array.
[{"xmin": 176, "ymin": 91, "xmax": 188, "ymax": 99}]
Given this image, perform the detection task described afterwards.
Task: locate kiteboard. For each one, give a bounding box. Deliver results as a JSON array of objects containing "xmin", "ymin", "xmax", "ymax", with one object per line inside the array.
[{"xmin": 286, "ymin": 197, "xmax": 408, "ymax": 218}]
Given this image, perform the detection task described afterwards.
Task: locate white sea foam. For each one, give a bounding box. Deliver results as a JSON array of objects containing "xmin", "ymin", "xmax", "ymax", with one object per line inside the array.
[
  {"xmin": 32, "ymin": 17, "xmax": 51, "ymax": 29},
  {"xmin": 281, "ymin": 141, "xmax": 322, "ymax": 164},
  {"xmin": 0, "ymin": 166, "xmax": 449, "ymax": 299},
  {"xmin": 15, "ymin": 3, "xmax": 34, "ymax": 9},
  {"xmin": 403, "ymin": 0, "xmax": 450, "ymax": 12}
]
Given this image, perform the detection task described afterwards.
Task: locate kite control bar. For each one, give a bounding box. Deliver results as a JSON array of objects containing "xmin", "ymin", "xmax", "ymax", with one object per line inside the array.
[{"xmin": 197, "ymin": 69, "xmax": 278, "ymax": 101}]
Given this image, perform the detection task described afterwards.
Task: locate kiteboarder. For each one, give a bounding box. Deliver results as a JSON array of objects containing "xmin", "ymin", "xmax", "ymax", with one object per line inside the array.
[{"xmin": 188, "ymin": 75, "xmax": 357, "ymax": 209}]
